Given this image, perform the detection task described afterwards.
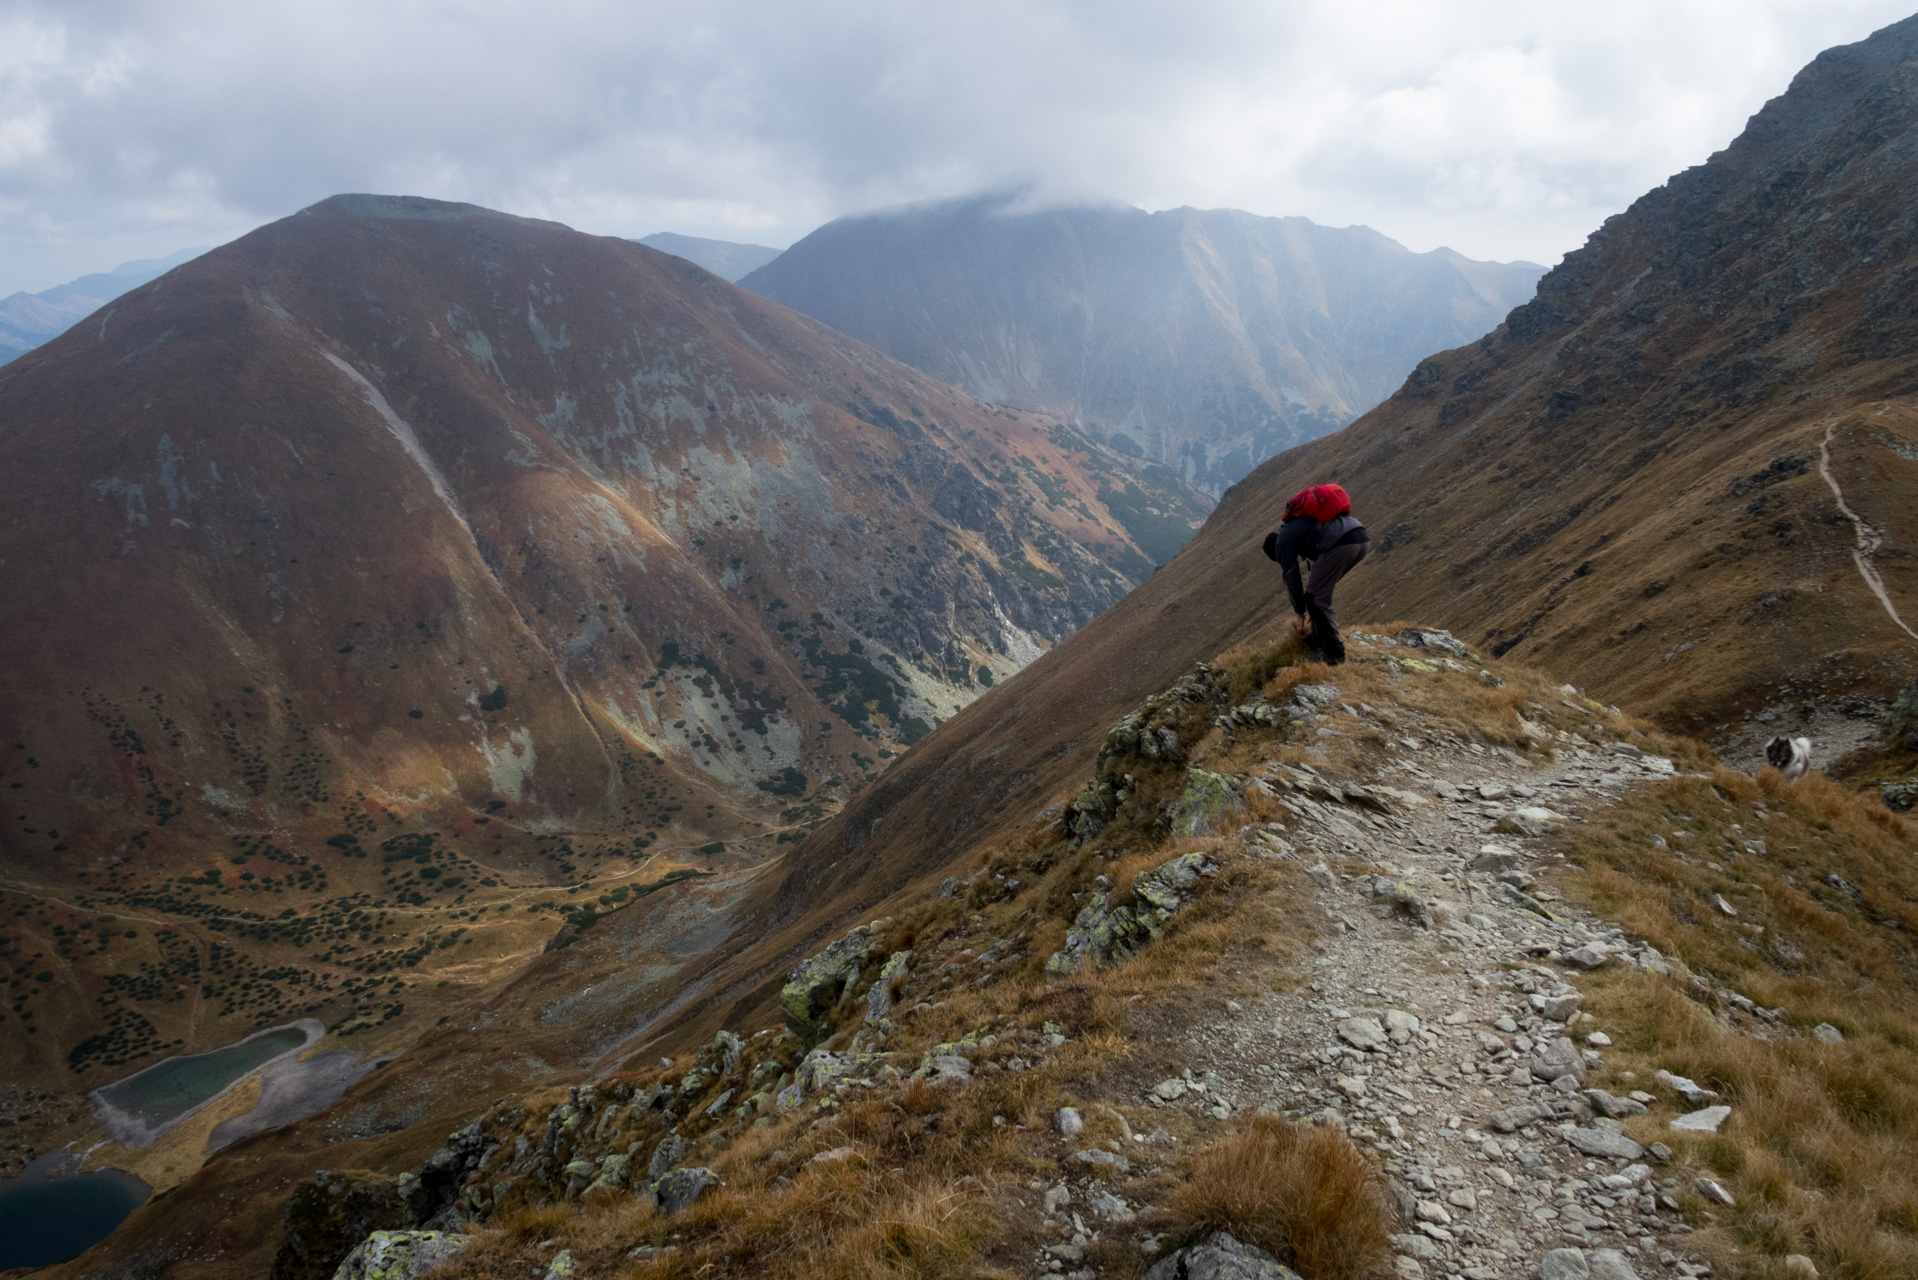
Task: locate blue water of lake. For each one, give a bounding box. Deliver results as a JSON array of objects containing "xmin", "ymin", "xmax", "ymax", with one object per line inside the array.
[
  {"xmin": 94, "ymin": 1024, "xmax": 307, "ymax": 1130},
  {"xmin": 0, "ymin": 1150, "xmax": 150, "ymax": 1269}
]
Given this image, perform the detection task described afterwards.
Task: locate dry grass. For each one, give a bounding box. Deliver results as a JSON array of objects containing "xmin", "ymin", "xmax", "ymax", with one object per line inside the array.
[
  {"xmin": 1560, "ymin": 766, "xmax": 1918, "ymax": 1279},
  {"xmin": 1163, "ymin": 1115, "xmax": 1393, "ymax": 1280}
]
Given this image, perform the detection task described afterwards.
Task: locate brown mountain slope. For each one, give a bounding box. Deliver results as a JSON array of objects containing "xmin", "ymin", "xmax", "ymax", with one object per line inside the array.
[
  {"xmin": 0, "ymin": 194, "xmax": 1205, "ymax": 1117},
  {"xmin": 741, "ymin": 194, "xmax": 1545, "ymax": 495},
  {"xmin": 600, "ymin": 10, "xmax": 1918, "ymax": 1056}
]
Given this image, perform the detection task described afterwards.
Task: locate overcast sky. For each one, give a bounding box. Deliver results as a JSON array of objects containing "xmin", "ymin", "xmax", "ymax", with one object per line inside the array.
[{"xmin": 1, "ymin": 0, "xmax": 1913, "ymax": 296}]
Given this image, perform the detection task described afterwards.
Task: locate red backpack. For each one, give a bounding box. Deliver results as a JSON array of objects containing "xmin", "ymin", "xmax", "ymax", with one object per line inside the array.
[{"xmin": 1283, "ymin": 483, "xmax": 1351, "ymax": 523}]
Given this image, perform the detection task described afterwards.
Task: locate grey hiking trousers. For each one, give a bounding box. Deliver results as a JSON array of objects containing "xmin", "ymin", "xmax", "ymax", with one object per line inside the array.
[
  {"xmin": 1303, "ymin": 540, "xmax": 1368, "ymax": 663},
  {"xmin": 1305, "ymin": 540, "xmax": 1367, "ymax": 631}
]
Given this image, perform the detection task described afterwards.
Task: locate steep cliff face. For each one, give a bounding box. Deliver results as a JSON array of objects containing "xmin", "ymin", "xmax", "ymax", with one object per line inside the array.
[{"xmin": 741, "ymin": 196, "xmax": 1544, "ymax": 495}]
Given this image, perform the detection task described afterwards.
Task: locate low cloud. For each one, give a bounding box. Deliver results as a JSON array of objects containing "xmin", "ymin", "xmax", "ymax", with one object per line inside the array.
[{"xmin": 1, "ymin": 0, "xmax": 1910, "ymax": 293}]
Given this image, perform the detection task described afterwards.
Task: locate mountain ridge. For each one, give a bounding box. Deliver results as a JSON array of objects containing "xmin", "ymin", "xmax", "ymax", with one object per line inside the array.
[{"xmin": 741, "ymin": 195, "xmax": 1545, "ymax": 495}]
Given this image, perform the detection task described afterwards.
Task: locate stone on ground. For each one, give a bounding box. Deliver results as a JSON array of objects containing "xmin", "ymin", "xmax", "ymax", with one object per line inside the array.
[
  {"xmin": 331, "ymin": 1231, "xmax": 470, "ymax": 1280},
  {"xmin": 1670, "ymin": 1105, "xmax": 1731, "ymax": 1133},
  {"xmin": 1142, "ymin": 1231, "xmax": 1303, "ymax": 1280}
]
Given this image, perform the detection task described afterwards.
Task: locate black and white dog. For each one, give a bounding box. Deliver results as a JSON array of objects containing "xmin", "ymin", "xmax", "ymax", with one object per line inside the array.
[{"xmin": 1765, "ymin": 735, "xmax": 1812, "ymax": 781}]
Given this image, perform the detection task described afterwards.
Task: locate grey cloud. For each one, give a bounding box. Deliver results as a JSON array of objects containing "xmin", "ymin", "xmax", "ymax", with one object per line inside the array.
[{"xmin": 1, "ymin": 0, "xmax": 1912, "ymax": 294}]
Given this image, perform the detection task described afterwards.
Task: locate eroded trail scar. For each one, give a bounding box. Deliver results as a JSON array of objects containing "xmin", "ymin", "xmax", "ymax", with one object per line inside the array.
[{"xmin": 1818, "ymin": 420, "xmax": 1918, "ymax": 643}]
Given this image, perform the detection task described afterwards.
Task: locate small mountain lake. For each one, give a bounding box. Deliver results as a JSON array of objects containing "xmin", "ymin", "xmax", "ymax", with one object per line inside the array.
[
  {"xmin": 94, "ymin": 1024, "xmax": 308, "ymax": 1134},
  {"xmin": 0, "ymin": 1149, "xmax": 149, "ymax": 1270}
]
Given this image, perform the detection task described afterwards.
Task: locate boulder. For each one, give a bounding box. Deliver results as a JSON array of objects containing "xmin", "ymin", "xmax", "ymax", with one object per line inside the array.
[
  {"xmin": 1143, "ymin": 1231, "xmax": 1303, "ymax": 1280},
  {"xmin": 542, "ymin": 1250, "xmax": 577, "ymax": 1280},
  {"xmin": 1694, "ymin": 1176, "xmax": 1735, "ymax": 1206},
  {"xmin": 1564, "ymin": 944, "xmax": 1609, "ymax": 970},
  {"xmin": 1066, "ymin": 1148, "xmax": 1130, "ymax": 1174},
  {"xmin": 1884, "ymin": 779, "xmax": 1918, "ymax": 813},
  {"xmin": 1586, "ymin": 1250, "xmax": 1642, "ymax": 1280},
  {"xmin": 1670, "ymin": 1106, "xmax": 1731, "ymax": 1133},
  {"xmin": 780, "ymin": 924, "xmax": 879, "ymax": 1043},
  {"xmin": 1291, "ymin": 683, "xmax": 1341, "ymax": 709},
  {"xmin": 1056, "ymin": 1107, "xmax": 1085, "ymax": 1137},
  {"xmin": 1886, "ymin": 678, "xmax": 1918, "ymax": 751},
  {"xmin": 1394, "ymin": 629, "xmax": 1468, "ymax": 657},
  {"xmin": 864, "ymin": 949, "xmax": 913, "ymax": 1028},
  {"xmin": 1468, "ymin": 846, "xmax": 1521, "ymax": 873},
  {"xmin": 1812, "ymin": 1022, "xmax": 1844, "ymax": 1044},
  {"xmin": 1490, "ymin": 1102, "xmax": 1552, "ymax": 1133},
  {"xmin": 331, "ymin": 1231, "xmax": 469, "ymax": 1280},
  {"xmin": 1530, "ymin": 1037, "xmax": 1588, "ymax": 1086},
  {"xmin": 1652, "ymin": 1070, "xmax": 1719, "ymax": 1106},
  {"xmin": 1530, "ymin": 991, "xmax": 1583, "ymax": 1021},
  {"xmin": 1168, "ymin": 768, "xmax": 1246, "ymax": 837},
  {"xmin": 1338, "ymin": 1017, "xmax": 1389, "ymax": 1052},
  {"xmin": 647, "ymin": 1133, "xmax": 687, "ymax": 1184},
  {"xmin": 271, "ymin": 1171, "xmax": 414, "ymax": 1280},
  {"xmin": 1384, "ymin": 1009, "xmax": 1421, "ymax": 1041},
  {"xmin": 652, "ymin": 1167, "xmax": 717, "ymax": 1216},
  {"xmin": 1045, "ymin": 852, "xmax": 1216, "ymax": 977},
  {"xmin": 1562, "ymin": 1127, "xmax": 1645, "ymax": 1160},
  {"xmin": 1582, "ymin": 1090, "xmax": 1647, "ymax": 1119},
  {"xmin": 1368, "ymin": 878, "xmax": 1433, "ymax": 928},
  {"xmin": 1539, "ymin": 1249, "xmax": 1590, "ymax": 1280}
]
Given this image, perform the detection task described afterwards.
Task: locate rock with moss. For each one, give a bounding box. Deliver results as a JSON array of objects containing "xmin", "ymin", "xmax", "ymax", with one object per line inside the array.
[
  {"xmin": 865, "ymin": 949, "xmax": 913, "ymax": 1028},
  {"xmin": 1168, "ymin": 768, "xmax": 1245, "ymax": 836},
  {"xmin": 585, "ymin": 1152, "xmax": 630, "ymax": 1195},
  {"xmin": 646, "ymin": 1133, "xmax": 687, "ymax": 1184},
  {"xmin": 331, "ymin": 1230, "xmax": 470, "ymax": 1280},
  {"xmin": 1045, "ymin": 851, "xmax": 1217, "ymax": 978},
  {"xmin": 780, "ymin": 923, "xmax": 881, "ymax": 1043},
  {"xmin": 272, "ymin": 1171, "xmax": 415, "ymax": 1280},
  {"xmin": 697, "ymin": 1029, "xmax": 744, "ymax": 1078},
  {"xmin": 1065, "ymin": 780, "xmax": 1121, "ymax": 843},
  {"xmin": 652, "ymin": 1166, "xmax": 718, "ymax": 1216},
  {"xmin": 1095, "ymin": 664, "xmax": 1223, "ymax": 773}
]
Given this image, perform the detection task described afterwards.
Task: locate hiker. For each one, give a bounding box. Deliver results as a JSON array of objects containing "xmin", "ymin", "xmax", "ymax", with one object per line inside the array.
[{"xmin": 1261, "ymin": 483, "xmax": 1369, "ymax": 665}]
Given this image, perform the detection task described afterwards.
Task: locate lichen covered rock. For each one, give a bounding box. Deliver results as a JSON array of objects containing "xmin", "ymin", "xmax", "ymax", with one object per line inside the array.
[
  {"xmin": 780, "ymin": 923, "xmax": 880, "ymax": 1043},
  {"xmin": 652, "ymin": 1166, "xmax": 718, "ymax": 1216},
  {"xmin": 1046, "ymin": 851, "xmax": 1216, "ymax": 978},
  {"xmin": 1167, "ymin": 768, "xmax": 1245, "ymax": 836},
  {"xmin": 331, "ymin": 1230, "xmax": 470, "ymax": 1280}
]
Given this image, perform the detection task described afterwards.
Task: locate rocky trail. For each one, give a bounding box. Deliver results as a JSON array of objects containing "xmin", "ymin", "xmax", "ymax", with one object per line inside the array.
[{"xmin": 1084, "ymin": 633, "xmax": 1794, "ymax": 1280}]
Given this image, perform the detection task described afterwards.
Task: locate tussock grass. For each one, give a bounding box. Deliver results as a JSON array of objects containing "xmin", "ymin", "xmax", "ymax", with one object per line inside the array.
[
  {"xmin": 1561, "ymin": 766, "xmax": 1918, "ymax": 1279},
  {"xmin": 1162, "ymin": 1115, "xmax": 1393, "ymax": 1280}
]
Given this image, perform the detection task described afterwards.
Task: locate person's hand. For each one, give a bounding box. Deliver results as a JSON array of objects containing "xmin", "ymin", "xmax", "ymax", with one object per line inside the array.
[{"xmin": 1292, "ymin": 613, "xmax": 1311, "ymax": 637}]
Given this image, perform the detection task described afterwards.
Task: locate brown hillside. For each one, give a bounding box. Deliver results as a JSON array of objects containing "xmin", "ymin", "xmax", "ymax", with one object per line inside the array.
[
  {"xmin": 0, "ymin": 194, "xmax": 1206, "ymax": 1123},
  {"xmin": 614, "ymin": 10, "xmax": 1918, "ymax": 1056}
]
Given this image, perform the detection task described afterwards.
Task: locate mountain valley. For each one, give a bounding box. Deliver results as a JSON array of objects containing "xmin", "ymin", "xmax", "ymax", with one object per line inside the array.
[
  {"xmin": 0, "ymin": 193, "xmax": 1204, "ymax": 1188},
  {"xmin": 5, "ymin": 15, "xmax": 1918, "ymax": 1280}
]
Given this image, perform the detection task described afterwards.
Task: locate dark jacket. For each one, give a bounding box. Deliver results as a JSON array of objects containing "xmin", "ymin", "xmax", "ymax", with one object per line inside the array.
[{"xmin": 1263, "ymin": 513, "xmax": 1368, "ymax": 614}]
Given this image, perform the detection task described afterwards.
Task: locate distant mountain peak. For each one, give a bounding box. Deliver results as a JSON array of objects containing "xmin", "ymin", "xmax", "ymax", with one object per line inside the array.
[
  {"xmin": 635, "ymin": 232, "xmax": 783, "ymax": 282},
  {"xmin": 741, "ymin": 198, "xmax": 1543, "ymax": 496}
]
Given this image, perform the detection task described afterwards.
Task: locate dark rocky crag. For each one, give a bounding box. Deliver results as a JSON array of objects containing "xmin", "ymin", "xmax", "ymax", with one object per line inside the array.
[{"xmin": 742, "ymin": 195, "xmax": 1544, "ymax": 495}]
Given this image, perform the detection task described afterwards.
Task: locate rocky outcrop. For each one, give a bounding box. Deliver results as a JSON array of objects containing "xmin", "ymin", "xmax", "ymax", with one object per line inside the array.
[
  {"xmin": 1168, "ymin": 769, "xmax": 1246, "ymax": 837},
  {"xmin": 270, "ymin": 1171, "xmax": 413, "ymax": 1280},
  {"xmin": 1045, "ymin": 851, "xmax": 1217, "ymax": 978},
  {"xmin": 330, "ymin": 1230, "xmax": 469, "ymax": 1280},
  {"xmin": 780, "ymin": 923, "xmax": 882, "ymax": 1043}
]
